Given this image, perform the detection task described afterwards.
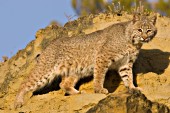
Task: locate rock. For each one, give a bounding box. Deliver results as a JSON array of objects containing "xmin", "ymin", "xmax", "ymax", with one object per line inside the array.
[
  {"xmin": 14, "ymin": 92, "xmax": 106, "ymax": 113},
  {"xmin": 87, "ymin": 91, "xmax": 170, "ymax": 113}
]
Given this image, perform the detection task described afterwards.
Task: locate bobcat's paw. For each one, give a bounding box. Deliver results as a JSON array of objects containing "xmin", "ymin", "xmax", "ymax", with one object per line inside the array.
[
  {"xmin": 95, "ymin": 88, "xmax": 109, "ymax": 94},
  {"xmin": 14, "ymin": 100, "xmax": 24, "ymax": 109}
]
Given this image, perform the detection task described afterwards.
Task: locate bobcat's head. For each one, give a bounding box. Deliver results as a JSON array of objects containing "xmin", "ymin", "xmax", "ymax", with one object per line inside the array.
[{"xmin": 130, "ymin": 14, "xmax": 157, "ymax": 45}]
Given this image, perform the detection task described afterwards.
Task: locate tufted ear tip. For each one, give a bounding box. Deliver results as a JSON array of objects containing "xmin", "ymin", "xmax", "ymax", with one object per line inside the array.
[
  {"xmin": 149, "ymin": 15, "xmax": 157, "ymax": 25},
  {"xmin": 133, "ymin": 14, "xmax": 140, "ymax": 23}
]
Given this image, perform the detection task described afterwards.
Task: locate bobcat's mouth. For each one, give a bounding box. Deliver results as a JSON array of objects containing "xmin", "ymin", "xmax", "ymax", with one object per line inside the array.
[
  {"xmin": 140, "ymin": 37, "xmax": 151, "ymax": 43},
  {"xmin": 132, "ymin": 36, "xmax": 151, "ymax": 44},
  {"xmin": 141, "ymin": 38, "xmax": 151, "ymax": 43}
]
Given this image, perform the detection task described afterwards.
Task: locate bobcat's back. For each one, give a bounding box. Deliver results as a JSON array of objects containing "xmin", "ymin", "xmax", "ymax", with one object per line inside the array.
[{"xmin": 46, "ymin": 22, "xmax": 129, "ymax": 74}]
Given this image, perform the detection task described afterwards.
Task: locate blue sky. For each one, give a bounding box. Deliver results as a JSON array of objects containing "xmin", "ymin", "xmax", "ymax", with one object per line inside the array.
[{"xmin": 0, "ymin": 0, "xmax": 77, "ymax": 61}]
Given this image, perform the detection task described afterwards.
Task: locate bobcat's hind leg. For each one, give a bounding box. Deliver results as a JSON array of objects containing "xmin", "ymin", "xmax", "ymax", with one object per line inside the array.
[
  {"xmin": 14, "ymin": 88, "xmax": 27, "ymax": 109},
  {"xmin": 59, "ymin": 75, "xmax": 80, "ymax": 95},
  {"xmin": 14, "ymin": 82, "xmax": 34, "ymax": 109}
]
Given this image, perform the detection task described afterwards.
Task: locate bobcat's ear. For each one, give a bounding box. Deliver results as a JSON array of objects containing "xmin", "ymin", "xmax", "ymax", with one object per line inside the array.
[
  {"xmin": 133, "ymin": 14, "xmax": 140, "ymax": 23},
  {"xmin": 149, "ymin": 15, "xmax": 157, "ymax": 25}
]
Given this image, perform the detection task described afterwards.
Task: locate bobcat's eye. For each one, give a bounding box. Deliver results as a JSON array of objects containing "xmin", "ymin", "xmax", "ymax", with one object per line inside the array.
[
  {"xmin": 147, "ymin": 29, "xmax": 152, "ymax": 33},
  {"xmin": 138, "ymin": 29, "xmax": 143, "ymax": 32}
]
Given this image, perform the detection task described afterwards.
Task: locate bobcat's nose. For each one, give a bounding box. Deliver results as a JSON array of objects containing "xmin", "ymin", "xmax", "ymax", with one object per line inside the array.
[{"xmin": 142, "ymin": 34, "xmax": 148, "ymax": 40}]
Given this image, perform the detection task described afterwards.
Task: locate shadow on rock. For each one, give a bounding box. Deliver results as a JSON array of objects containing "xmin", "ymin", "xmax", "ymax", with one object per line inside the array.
[
  {"xmin": 33, "ymin": 76, "xmax": 94, "ymax": 95},
  {"xmin": 104, "ymin": 70, "xmax": 121, "ymax": 93},
  {"xmin": 134, "ymin": 49, "xmax": 170, "ymax": 75},
  {"xmin": 33, "ymin": 77, "xmax": 61, "ymax": 95}
]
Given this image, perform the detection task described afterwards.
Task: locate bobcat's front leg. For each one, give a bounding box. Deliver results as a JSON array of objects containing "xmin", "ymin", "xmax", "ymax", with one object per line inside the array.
[
  {"xmin": 118, "ymin": 63, "xmax": 141, "ymax": 92},
  {"xmin": 93, "ymin": 57, "xmax": 111, "ymax": 94}
]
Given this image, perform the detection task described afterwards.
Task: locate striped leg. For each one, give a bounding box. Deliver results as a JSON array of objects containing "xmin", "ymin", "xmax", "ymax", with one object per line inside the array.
[{"xmin": 118, "ymin": 64, "xmax": 140, "ymax": 91}]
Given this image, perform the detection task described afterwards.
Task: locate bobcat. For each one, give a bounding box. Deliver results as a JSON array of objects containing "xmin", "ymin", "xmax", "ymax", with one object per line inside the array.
[{"xmin": 14, "ymin": 14, "xmax": 157, "ymax": 108}]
